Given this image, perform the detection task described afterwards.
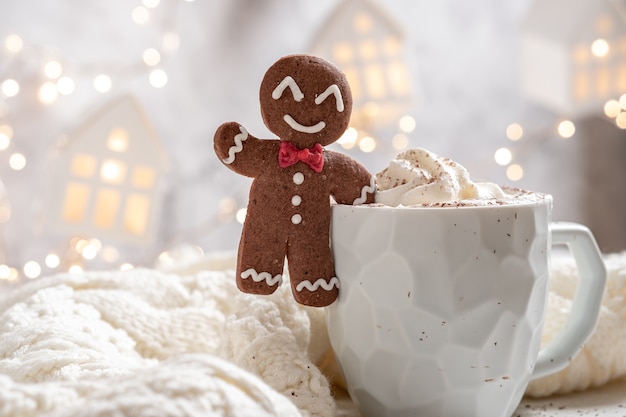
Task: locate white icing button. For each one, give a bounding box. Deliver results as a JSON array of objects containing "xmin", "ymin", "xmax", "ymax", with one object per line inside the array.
[
  {"xmin": 292, "ymin": 195, "xmax": 302, "ymax": 206},
  {"xmin": 291, "ymin": 214, "xmax": 302, "ymax": 225},
  {"xmin": 293, "ymin": 172, "xmax": 304, "ymax": 185}
]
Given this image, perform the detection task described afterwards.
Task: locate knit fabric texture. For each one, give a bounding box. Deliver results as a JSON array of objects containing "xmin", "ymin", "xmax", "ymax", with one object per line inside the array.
[{"xmin": 0, "ymin": 251, "xmax": 624, "ymax": 416}]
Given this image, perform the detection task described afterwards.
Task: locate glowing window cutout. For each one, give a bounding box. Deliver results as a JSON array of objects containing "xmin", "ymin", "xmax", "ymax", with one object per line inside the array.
[
  {"xmin": 107, "ymin": 128, "xmax": 129, "ymax": 152},
  {"xmin": 93, "ymin": 188, "xmax": 120, "ymax": 229},
  {"xmin": 124, "ymin": 194, "xmax": 150, "ymax": 235},
  {"xmin": 573, "ymin": 71, "xmax": 589, "ymax": 102},
  {"xmin": 100, "ymin": 159, "xmax": 126, "ymax": 184},
  {"xmin": 132, "ymin": 165, "xmax": 156, "ymax": 189},
  {"xmin": 62, "ymin": 182, "xmax": 90, "ymax": 223},
  {"xmin": 364, "ymin": 64, "xmax": 386, "ymax": 99},
  {"xmin": 71, "ymin": 154, "xmax": 97, "ymax": 178},
  {"xmin": 333, "ymin": 42, "xmax": 354, "ymax": 63}
]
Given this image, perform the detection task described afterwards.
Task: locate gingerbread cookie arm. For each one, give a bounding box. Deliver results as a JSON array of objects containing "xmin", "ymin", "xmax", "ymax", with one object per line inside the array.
[
  {"xmin": 326, "ymin": 150, "xmax": 376, "ymax": 205},
  {"xmin": 214, "ymin": 121, "xmax": 279, "ymax": 178}
]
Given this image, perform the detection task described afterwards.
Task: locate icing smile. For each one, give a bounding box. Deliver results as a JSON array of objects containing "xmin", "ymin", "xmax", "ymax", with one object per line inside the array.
[{"xmin": 283, "ymin": 115, "xmax": 326, "ymax": 134}]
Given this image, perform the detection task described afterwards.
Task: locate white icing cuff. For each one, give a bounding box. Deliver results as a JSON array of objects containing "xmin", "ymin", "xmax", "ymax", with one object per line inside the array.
[
  {"xmin": 222, "ymin": 125, "xmax": 248, "ymax": 164},
  {"xmin": 353, "ymin": 176, "xmax": 376, "ymax": 205},
  {"xmin": 295, "ymin": 277, "xmax": 340, "ymax": 292},
  {"xmin": 241, "ymin": 269, "xmax": 282, "ymax": 286}
]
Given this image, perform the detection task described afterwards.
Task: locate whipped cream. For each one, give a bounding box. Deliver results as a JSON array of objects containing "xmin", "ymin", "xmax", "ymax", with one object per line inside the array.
[{"xmin": 375, "ymin": 148, "xmax": 506, "ymax": 207}]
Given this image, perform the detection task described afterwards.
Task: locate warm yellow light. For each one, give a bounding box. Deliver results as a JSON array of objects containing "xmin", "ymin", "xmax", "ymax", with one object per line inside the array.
[
  {"xmin": 338, "ymin": 127, "xmax": 358, "ymax": 149},
  {"xmin": 616, "ymin": 112, "xmax": 626, "ymax": 129},
  {"xmin": 162, "ymin": 32, "xmax": 180, "ymax": 51},
  {"xmin": 557, "ymin": 120, "xmax": 576, "ymax": 138},
  {"xmin": 0, "ymin": 124, "xmax": 12, "ymax": 150},
  {"xmin": 94, "ymin": 74, "xmax": 112, "ymax": 93},
  {"xmin": 9, "ymin": 153, "xmax": 26, "ymax": 170},
  {"xmin": 69, "ymin": 264, "xmax": 83, "ymax": 274},
  {"xmin": 0, "ymin": 265, "xmax": 18, "ymax": 281},
  {"xmin": 23, "ymin": 261, "xmax": 41, "ymax": 279},
  {"xmin": 143, "ymin": 48, "xmax": 161, "ymax": 66},
  {"xmin": 38, "ymin": 81, "xmax": 58, "ymax": 104},
  {"xmin": 101, "ymin": 246, "xmax": 119, "ymax": 263},
  {"xmin": 5, "ymin": 34, "xmax": 23, "ymax": 53},
  {"xmin": 620, "ymin": 94, "xmax": 626, "ymax": 110},
  {"xmin": 505, "ymin": 123, "xmax": 524, "ymax": 141},
  {"xmin": 359, "ymin": 136, "xmax": 376, "ymax": 153},
  {"xmin": 142, "ymin": 0, "xmax": 160, "ymax": 8},
  {"xmin": 107, "ymin": 128, "xmax": 129, "ymax": 152},
  {"xmin": 131, "ymin": 6, "xmax": 150, "ymax": 24},
  {"xmin": 57, "ymin": 77, "xmax": 75, "ymax": 95},
  {"xmin": 149, "ymin": 69, "xmax": 168, "ymax": 88},
  {"xmin": 506, "ymin": 164, "xmax": 524, "ymax": 181},
  {"xmin": 120, "ymin": 263, "xmax": 134, "ymax": 271},
  {"xmin": 392, "ymin": 133, "xmax": 409, "ymax": 150},
  {"xmin": 44, "ymin": 61, "xmax": 63, "ymax": 79},
  {"xmin": 0, "ymin": 205, "xmax": 11, "ymax": 223},
  {"xmin": 236, "ymin": 208, "xmax": 247, "ymax": 224},
  {"xmin": 591, "ymin": 39, "xmax": 610, "ymax": 57},
  {"xmin": 604, "ymin": 99, "xmax": 621, "ymax": 118},
  {"xmin": 354, "ymin": 12, "xmax": 373, "ymax": 33},
  {"xmin": 363, "ymin": 101, "xmax": 380, "ymax": 117},
  {"xmin": 494, "ymin": 147, "xmax": 513, "ymax": 166},
  {"xmin": 1, "ymin": 79, "xmax": 20, "ymax": 97},
  {"xmin": 399, "ymin": 115, "xmax": 416, "ymax": 133},
  {"xmin": 45, "ymin": 253, "xmax": 60, "ymax": 268},
  {"xmin": 100, "ymin": 159, "xmax": 126, "ymax": 183}
]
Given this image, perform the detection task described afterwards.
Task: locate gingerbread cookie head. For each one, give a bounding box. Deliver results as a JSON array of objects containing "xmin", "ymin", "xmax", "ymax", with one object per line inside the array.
[{"xmin": 259, "ymin": 55, "xmax": 352, "ymax": 149}]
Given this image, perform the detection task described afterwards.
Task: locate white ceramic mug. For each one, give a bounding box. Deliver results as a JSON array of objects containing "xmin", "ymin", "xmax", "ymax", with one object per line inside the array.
[{"xmin": 328, "ymin": 194, "xmax": 606, "ymax": 417}]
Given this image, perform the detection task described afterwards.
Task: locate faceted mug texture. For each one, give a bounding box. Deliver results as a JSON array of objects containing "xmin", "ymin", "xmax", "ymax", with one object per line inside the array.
[{"xmin": 328, "ymin": 200, "xmax": 552, "ymax": 417}]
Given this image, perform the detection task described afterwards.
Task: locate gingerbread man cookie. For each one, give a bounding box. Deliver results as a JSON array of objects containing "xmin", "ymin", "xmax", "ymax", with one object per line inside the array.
[{"xmin": 214, "ymin": 55, "xmax": 376, "ymax": 307}]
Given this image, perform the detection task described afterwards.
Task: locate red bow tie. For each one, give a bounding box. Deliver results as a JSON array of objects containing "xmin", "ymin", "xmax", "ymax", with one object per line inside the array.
[{"xmin": 278, "ymin": 142, "xmax": 324, "ymax": 173}]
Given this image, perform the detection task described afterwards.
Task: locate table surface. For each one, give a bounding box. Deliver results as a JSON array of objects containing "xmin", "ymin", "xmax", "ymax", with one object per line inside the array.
[{"xmin": 335, "ymin": 378, "xmax": 626, "ymax": 416}]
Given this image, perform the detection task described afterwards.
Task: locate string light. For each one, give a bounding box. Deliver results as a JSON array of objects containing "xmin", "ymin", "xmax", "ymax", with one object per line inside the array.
[
  {"xmin": 616, "ymin": 112, "xmax": 626, "ymax": 129},
  {"xmin": 338, "ymin": 127, "xmax": 358, "ymax": 149},
  {"xmin": 604, "ymin": 100, "xmax": 621, "ymax": 118},
  {"xmin": 236, "ymin": 208, "xmax": 247, "ymax": 224},
  {"xmin": 44, "ymin": 61, "xmax": 63, "ymax": 79},
  {"xmin": 38, "ymin": 81, "xmax": 59, "ymax": 104},
  {"xmin": 131, "ymin": 6, "xmax": 150, "ymax": 25},
  {"xmin": 506, "ymin": 164, "xmax": 524, "ymax": 181},
  {"xmin": 23, "ymin": 261, "xmax": 41, "ymax": 279},
  {"xmin": 557, "ymin": 120, "xmax": 576, "ymax": 138},
  {"xmin": 358, "ymin": 136, "xmax": 376, "ymax": 153},
  {"xmin": 494, "ymin": 147, "xmax": 513, "ymax": 166},
  {"xmin": 45, "ymin": 253, "xmax": 61, "ymax": 268},
  {"xmin": 143, "ymin": 48, "xmax": 161, "ymax": 66},
  {"xmin": 391, "ymin": 133, "xmax": 409, "ymax": 150},
  {"xmin": 9, "ymin": 153, "xmax": 26, "ymax": 170},
  {"xmin": 56, "ymin": 76, "xmax": 75, "ymax": 95},
  {"xmin": 94, "ymin": 74, "xmax": 112, "ymax": 93},
  {"xmin": 398, "ymin": 115, "xmax": 416, "ymax": 133},
  {"xmin": 149, "ymin": 69, "xmax": 168, "ymax": 88},
  {"xmin": 505, "ymin": 123, "xmax": 524, "ymax": 141},
  {"xmin": 1, "ymin": 79, "xmax": 20, "ymax": 97},
  {"xmin": 4, "ymin": 34, "xmax": 23, "ymax": 53},
  {"xmin": 0, "ymin": 125, "xmax": 12, "ymax": 150},
  {"xmin": 590, "ymin": 39, "xmax": 610, "ymax": 58}
]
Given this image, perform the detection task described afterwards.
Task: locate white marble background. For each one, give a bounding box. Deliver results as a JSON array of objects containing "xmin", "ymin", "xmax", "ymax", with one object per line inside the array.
[{"xmin": 0, "ymin": 0, "xmax": 624, "ymax": 273}]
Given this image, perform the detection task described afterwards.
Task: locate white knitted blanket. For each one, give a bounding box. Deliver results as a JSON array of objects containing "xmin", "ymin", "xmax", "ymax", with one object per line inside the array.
[{"xmin": 0, "ymin": 251, "xmax": 624, "ymax": 416}]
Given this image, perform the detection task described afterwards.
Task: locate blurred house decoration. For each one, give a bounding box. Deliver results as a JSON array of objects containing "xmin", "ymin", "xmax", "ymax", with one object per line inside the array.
[
  {"xmin": 310, "ymin": 0, "xmax": 418, "ymax": 145},
  {"xmin": 45, "ymin": 96, "xmax": 170, "ymax": 255},
  {"xmin": 520, "ymin": 0, "xmax": 626, "ymax": 117}
]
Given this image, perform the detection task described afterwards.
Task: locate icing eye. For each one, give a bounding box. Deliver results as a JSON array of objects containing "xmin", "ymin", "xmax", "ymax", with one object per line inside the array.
[
  {"xmin": 314, "ymin": 84, "xmax": 344, "ymax": 112},
  {"xmin": 272, "ymin": 76, "xmax": 304, "ymax": 102}
]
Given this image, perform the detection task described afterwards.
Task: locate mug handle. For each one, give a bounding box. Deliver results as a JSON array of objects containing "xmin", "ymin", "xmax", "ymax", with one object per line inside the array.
[{"xmin": 531, "ymin": 222, "xmax": 607, "ymax": 380}]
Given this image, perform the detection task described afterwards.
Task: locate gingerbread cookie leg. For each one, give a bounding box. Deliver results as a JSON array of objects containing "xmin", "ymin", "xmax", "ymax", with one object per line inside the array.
[
  {"xmin": 287, "ymin": 230, "xmax": 339, "ymax": 307},
  {"xmin": 236, "ymin": 216, "xmax": 286, "ymax": 296}
]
